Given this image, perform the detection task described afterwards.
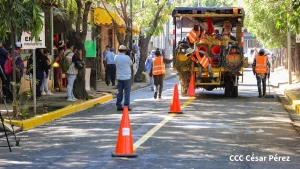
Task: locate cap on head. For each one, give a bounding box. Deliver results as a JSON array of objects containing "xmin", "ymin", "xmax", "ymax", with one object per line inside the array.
[
  {"xmin": 185, "ymin": 48, "xmax": 195, "ymax": 56},
  {"xmin": 15, "ymin": 42, "xmax": 22, "ymax": 48},
  {"xmin": 118, "ymin": 45, "xmax": 127, "ymax": 50},
  {"xmin": 110, "ymin": 47, "xmax": 114, "ymax": 51},
  {"xmin": 0, "ymin": 39, "xmax": 2, "ymax": 43}
]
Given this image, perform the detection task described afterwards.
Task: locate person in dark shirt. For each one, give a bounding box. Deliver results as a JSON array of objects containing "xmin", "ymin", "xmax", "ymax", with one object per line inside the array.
[
  {"xmin": 0, "ymin": 39, "xmax": 12, "ymax": 102},
  {"xmin": 35, "ymin": 48, "xmax": 49, "ymax": 98},
  {"xmin": 14, "ymin": 42, "xmax": 24, "ymax": 96}
]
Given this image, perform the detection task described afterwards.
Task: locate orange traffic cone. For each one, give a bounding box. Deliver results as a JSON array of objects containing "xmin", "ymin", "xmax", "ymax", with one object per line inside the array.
[
  {"xmin": 112, "ymin": 106, "xmax": 137, "ymax": 157},
  {"xmin": 169, "ymin": 84, "xmax": 183, "ymax": 114},
  {"xmin": 187, "ymin": 74, "xmax": 195, "ymax": 97}
]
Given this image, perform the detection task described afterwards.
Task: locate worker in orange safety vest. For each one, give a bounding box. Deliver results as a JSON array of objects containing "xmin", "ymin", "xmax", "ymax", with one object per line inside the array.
[
  {"xmin": 253, "ymin": 49, "xmax": 270, "ymax": 98},
  {"xmin": 185, "ymin": 48, "xmax": 215, "ymax": 83},
  {"xmin": 186, "ymin": 22, "xmax": 208, "ymax": 47},
  {"xmin": 149, "ymin": 48, "xmax": 172, "ymax": 99}
]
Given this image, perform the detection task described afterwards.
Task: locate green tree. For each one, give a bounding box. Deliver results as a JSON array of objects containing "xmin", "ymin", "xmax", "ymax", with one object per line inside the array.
[
  {"xmin": 64, "ymin": 0, "xmax": 93, "ymax": 100},
  {"xmin": 0, "ymin": 0, "xmax": 43, "ymax": 116},
  {"xmin": 133, "ymin": 0, "xmax": 170, "ymax": 82}
]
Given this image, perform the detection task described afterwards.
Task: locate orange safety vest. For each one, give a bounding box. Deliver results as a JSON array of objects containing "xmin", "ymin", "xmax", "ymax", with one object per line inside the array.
[
  {"xmin": 255, "ymin": 55, "xmax": 267, "ymax": 74},
  {"xmin": 152, "ymin": 56, "xmax": 166, "ymax": 75},
  {"xmin": 194, "ymin": 49, "xmax": 209, "ymax": 69},
  {"xmin": 187, "ymin": 28, "xmax": 200, "ymax": 43}
]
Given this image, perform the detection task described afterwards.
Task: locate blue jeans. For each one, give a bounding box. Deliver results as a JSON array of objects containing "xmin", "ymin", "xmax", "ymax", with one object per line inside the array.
[
  {"xmin": 116, "ymin": 79, "xmax": 131, "ymax": 108},
  {"xmin": 67, "ymin": 74, "xmax": 77, "ymax": 100},
  {"xmin": 150, "ymin": 76, "xmax": 154, "ymax": 88},
  {"xmin": 41, "ymin": 72, "xmax": 49, "ymax": 93}
]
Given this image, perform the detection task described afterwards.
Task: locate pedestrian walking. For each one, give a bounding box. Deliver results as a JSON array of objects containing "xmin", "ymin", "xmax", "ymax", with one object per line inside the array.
[
  {"xmin": 14, "ymin": 43, "xmax": 24, "ymax": 97},
  {"xmin": 64, "ymin": 42, "xmax": 78, "ymax": 102},
  {"xmin": 114, "ymin": 45, "xmax": 133, "ymax": 111},
  {"xmin": 149, "ymin": 48, "xmax": 172, "ymax": 99},
  {"xmin": 145, "ymin": 50, "xmax": 155, "ymax": 91},
  {"xmin": 41, "ymin": 48, "xmax": 53, "ymax": 95},
  {"xmin": 132, "ymin": 40, "xmax": 139, "ymax": 74},
  {"xmin": 104, "ymin": 47, "xmax": 116, "ymax": 86},
  {"xmin": 253, "ymin": 49, "xmax": 270, "ymax": 98}
]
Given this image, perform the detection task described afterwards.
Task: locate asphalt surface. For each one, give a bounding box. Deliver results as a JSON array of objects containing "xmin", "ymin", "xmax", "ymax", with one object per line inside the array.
[{"xmin": 0, "ymin": 68, "xmax": 300, "ymax": 169}]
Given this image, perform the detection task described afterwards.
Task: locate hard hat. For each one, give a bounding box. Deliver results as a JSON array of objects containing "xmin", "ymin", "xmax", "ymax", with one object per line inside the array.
[
  {"xmin": 199, "ymin": 22, "xmax": 208, "ymax": 31},
  {"xmin": 185, "ymin": 48, "xmax": 195, "ymax": 56},
  {"xmin": 118, "ymin": 45, "xmax": 127, "ymax": 50}
]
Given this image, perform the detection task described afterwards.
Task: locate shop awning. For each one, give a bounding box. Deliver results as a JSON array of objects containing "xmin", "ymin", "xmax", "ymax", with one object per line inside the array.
[
  {"xmin": 94, "ymin": 8, "xmax": 125, "ymax": 27},
  {"xmin": 94, "ymin": 7, "xmax": 140, "ymax": 35}
]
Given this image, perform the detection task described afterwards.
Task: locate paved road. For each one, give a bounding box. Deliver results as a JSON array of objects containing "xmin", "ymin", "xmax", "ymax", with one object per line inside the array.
[{"xmin": 0, "ymin": 68, "xmax": 300, "ymax": 169}]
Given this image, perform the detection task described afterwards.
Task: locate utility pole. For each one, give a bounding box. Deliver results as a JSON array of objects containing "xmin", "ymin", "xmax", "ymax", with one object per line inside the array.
[
  {"xmin": 287, "ymin": 2, "xmax": 292, "ymax": 84},
  {"xmin": 165, "ymin": 0, "xmax": 170, "ymax": 62},
  {"xmin": 130, "ymin": 0, "xmax": 133, "ymax": 50}
]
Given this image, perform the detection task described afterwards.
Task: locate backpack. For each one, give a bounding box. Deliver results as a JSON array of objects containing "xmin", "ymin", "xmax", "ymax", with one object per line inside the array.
[
  {"xmin": 60, "ymin": 52, "xmax": 72, "ymax": 73},
  {"xmin": 4, "ymin": 55, "xmax": 13, "ymax": 75}
]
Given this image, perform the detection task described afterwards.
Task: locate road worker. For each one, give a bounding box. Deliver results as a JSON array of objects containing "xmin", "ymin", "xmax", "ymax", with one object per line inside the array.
[
  {"xmin": 222, "ymin": 20, "xmax": 237, "ymax": 41},
  {"xmin": 253, "ymin": 49, "xmax": 270, "ymax": 98},
  {"xmin": 149, "ymin": 48, "xmax": 172, "ymax": 99},
  {"xmin": 185, "ymin": 48, "xmax": 215, "ymax": 83},
  {"xmin": 186, "ymin": 21, "xmax": 208, "ymax": 47}
]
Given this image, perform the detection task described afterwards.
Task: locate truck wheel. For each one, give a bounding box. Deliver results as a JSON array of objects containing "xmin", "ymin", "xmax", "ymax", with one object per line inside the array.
[
  {"xmin": 224, "ymin": 82, "xmax": 231, "ymax": 97},
  {"xmin": 232, "ymin": 85, "xmax": 238, "ymax": 97}
]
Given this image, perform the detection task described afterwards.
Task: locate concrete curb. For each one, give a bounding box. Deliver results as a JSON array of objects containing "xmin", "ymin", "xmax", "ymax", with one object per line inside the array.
[{"xmin": 4, "ymin": 94, "xmax": 113, "ymax": 131}]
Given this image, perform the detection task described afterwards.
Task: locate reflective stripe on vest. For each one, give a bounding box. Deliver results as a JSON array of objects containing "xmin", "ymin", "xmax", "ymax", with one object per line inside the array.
[
  {"xmin": 152, "ymin": 56, "xmax": 166, "ymax": 75},
  {"xmin": 195, "ymin": 49, "xmax": 209, "ymax": 69},
  {"xmin": 255, "ymin": 55, "xmax": 267, "ymax": 74},
  {"xmin": 187, "ymin": 29, "xmax": 200, "ymax": 43}
]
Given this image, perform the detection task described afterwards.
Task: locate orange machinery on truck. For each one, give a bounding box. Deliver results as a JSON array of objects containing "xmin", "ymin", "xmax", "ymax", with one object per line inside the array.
[{"xmin": 172, "ymin": 7, "xmax": 248, "ymax": 97}]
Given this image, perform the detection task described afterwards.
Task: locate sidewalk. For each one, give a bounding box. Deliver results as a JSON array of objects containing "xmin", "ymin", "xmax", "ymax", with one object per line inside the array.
[
  {"xmin": 270, "ymin": 66, "xmax": 300, "ymax": 127},
  {"xmin": 0, "ymin": 69, "xmax": 177, "ymax": 133}
]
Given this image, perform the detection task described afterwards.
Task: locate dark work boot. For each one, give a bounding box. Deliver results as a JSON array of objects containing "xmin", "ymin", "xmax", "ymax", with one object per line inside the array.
[
  {"xmin": 258, "ymin": 91, "xmax": 262, "ymax": 98},
  {"xmin": 154, "ymin": 92, "xmax": 157, "ymax": 99},
  {"xmin": 263, "ymin": 92, "xmax": 266, "ymax": 98}
]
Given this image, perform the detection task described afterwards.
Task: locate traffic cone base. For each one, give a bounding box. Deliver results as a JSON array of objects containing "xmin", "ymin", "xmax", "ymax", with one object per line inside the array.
[
  {"xmin": 169, "ymin": 84, "xmax": 183, "ymax": 114},
  {"xmin": 111, "ymin": 152, "xmax": 137, "ymax": 158},
  {"xmin": 168, "ymin": 111, "xmax": 183, "ymax": 114},
  {"xmin": 111, "ymin": 106, "xmax": 137, "ymax": 158}
]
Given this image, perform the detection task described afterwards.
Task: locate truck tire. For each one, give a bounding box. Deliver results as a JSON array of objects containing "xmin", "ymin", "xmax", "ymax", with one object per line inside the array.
[
  {"xmin": 224, "ymin": 82, "xmax": 232, "ymax": 97},
  {"xmin": 232, "ymin": 85, "xmax": 238, "ymax": 97}
]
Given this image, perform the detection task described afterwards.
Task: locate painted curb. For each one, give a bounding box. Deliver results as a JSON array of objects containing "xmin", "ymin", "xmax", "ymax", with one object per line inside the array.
[
  {"xmin": 4, "ymin": 94, "xmax": 113, "ymax": 131},
  {"xmin": 284, "ymin": 90, "xmax": 300, "ymax": 115}
]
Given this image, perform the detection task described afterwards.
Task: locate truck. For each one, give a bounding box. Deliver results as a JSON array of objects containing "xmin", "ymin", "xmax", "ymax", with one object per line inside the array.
[{"xmin": 171, "ymin": 7, "xmax": 248, "ymax": 97}]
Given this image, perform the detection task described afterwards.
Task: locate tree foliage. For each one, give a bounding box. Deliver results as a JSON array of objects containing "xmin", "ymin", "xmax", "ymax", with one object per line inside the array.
[
  {"xmin": 0, "ymin": 0, "xmax": 43, "ymax": 40},
  {"xmin": 0, "ymin": 0, "xmax": 43, "ymax": 116},
  {"xmin": 242, "ymin": 0, "xmax": 300, "ymax": 48}
]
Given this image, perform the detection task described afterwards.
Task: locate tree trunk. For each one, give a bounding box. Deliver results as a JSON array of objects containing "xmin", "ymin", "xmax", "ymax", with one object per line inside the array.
[
  {"xmin": 72, "ymin": 1, "xmax": 92, "ymax": 100},
  {"xmin": 133, "ymin": 5, "xmax": 165, "ymax": 82},
  {"xmin": 134, "ymin": 36, "xmax": 151, "ymax": 82}
]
